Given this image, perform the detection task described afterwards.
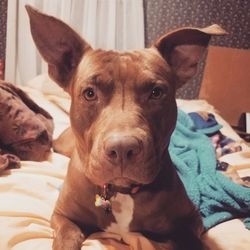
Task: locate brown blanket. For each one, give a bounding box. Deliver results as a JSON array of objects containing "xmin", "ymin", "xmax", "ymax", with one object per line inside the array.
[{"xmin": 0, "ymin": 81, "xmax": 54, "ymax": 173}]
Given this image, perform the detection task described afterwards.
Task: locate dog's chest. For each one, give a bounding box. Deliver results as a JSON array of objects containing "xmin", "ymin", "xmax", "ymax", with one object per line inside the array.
[{"xmin": 104, "ymin": 193, "xmax": 134, "ymax": 234}]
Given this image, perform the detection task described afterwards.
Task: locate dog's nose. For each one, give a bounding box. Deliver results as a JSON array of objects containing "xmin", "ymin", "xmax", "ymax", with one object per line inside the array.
[{"xmin": 104, "ymin": 135, "xmax": 142, "ymax": 165}]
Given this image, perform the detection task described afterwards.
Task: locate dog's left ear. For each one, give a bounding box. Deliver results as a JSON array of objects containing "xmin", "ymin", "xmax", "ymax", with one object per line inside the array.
[
  {"xmin": 26, "ymin": 5, "xmax": 92, "ymax": 91},
  {"xmin": 154, "ymin": 24, "xmax": 227, "ymax": 88}
]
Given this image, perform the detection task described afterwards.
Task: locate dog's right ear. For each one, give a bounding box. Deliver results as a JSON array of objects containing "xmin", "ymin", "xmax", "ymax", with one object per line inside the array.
[
  {"xmin": 153, "ymin": 24, "xmax": 227, "ymax": 88},
  {"xmin": 26, "ymin": 5, "xmax": 92, "ymax": 91}
]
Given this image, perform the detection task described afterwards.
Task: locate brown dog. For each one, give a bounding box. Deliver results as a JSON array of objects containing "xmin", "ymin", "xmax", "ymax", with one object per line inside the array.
[{"xmin": 26, "ymin": 5, "xmax": 226, "ymax": 250}]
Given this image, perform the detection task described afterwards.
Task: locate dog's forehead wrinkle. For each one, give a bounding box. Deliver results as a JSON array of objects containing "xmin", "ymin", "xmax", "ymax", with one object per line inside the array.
[{"xmin": 77, "ymin": 49, "xmax": 166, "ymax": 89}]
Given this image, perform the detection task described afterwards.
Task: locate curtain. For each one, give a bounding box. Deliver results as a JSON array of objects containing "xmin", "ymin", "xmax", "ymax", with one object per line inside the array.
[{"xmin": 5, "ymin": 0, "xmax": 145, "ymax": 85}]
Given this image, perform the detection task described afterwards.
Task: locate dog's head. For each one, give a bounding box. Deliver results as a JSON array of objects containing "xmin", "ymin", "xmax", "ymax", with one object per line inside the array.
[{"xmin": 26, "ymin": 6, "xmax": 225, "ymax": 188}]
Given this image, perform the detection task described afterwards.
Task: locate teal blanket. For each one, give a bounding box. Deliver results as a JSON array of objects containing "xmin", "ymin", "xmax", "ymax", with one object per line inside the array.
[{"xmin": 169, "ymin": 109, "xmax": 250, "ymax": 231}]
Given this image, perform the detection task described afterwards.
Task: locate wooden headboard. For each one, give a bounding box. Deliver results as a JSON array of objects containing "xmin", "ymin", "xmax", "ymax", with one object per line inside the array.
[{"xmin": 199, "ymin": 46, "xmax": 250, "ymax": 126}]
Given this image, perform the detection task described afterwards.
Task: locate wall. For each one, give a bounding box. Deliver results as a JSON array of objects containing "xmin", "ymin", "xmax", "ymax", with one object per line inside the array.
[
  {"xmin": 199, "ymin": 46, "xmax": 250, "ymax": 126},
  {"xmin": 144, "ymin": 0, "xmax": 250, "ymax": 99}
]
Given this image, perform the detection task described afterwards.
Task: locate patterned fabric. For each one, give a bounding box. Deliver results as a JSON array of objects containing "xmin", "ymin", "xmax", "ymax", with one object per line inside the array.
[
  {"xmin": 0, "ymin": 82, "xmax": 54, "ymax": 165},
  {"xmin": 187, "ymin": 111, "xmax": 242, "ymax": 157},
  {"xmin": 144, "ymin": 0, "xmax": 250, "ymax": 99}
]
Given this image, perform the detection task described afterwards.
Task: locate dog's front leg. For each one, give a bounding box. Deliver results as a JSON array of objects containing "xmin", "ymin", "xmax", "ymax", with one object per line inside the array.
[{"xmin": 51, "ymin": 212, "xmax": 85, "ymax": 250}]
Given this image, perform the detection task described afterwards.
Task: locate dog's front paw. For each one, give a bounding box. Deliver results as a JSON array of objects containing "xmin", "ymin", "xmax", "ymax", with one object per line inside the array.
[
  {"xmin": 51, "ymin": 212, "xmax": 85, "ymax": 250},
  {"xmin": 52, "ymin": 232, "xmax": 83, "ymax": 250},
  {"xmin": 52, "ymin": 230, "xmax": 84, "ymax": 250}
]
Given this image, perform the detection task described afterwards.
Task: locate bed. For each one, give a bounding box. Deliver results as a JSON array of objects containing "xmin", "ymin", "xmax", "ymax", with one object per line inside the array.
[{"xmin": 0, "ymin": 74, "xmax": 250, "ymax": 250}]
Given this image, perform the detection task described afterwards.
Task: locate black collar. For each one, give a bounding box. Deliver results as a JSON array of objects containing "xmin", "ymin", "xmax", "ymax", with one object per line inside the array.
[{"xmin": 107, "ymin": 183, "xmax": 142, "ymax": 195}]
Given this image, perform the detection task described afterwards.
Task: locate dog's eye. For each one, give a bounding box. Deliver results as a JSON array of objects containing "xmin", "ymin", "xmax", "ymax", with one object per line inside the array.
[
  {"xmin": 150, "ymin": 87, "xmax": 163, "ymax": 99},
  {"xmin": 83, "ymin": 87, "xmax": 97, "ymax": 101}
]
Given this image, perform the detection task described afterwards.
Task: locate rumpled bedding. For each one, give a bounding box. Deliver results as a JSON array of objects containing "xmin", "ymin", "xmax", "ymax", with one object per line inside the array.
[
  {"xmin": 169, "ymin": 109, "xmax": 250, "ymax": 230},
  {"xmin": 0, "ymin": 75, "xmax": 250, "ymax": 250}
]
